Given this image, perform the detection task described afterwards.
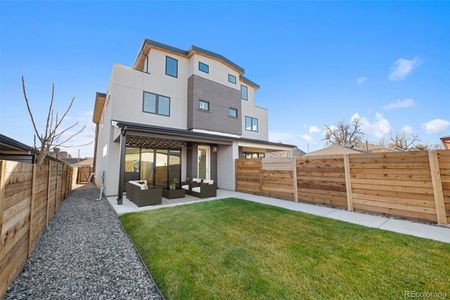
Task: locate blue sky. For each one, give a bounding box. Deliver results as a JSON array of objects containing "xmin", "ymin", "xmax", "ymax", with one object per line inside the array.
[{"xmin": 1, "ymin": 1, "xmax": 449, "ymax": 157}]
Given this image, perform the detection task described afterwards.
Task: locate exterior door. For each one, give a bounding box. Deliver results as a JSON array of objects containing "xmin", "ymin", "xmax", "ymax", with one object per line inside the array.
[{"xmin": 197, "ymin": 145, "xmax": 210, "ymax": 180}]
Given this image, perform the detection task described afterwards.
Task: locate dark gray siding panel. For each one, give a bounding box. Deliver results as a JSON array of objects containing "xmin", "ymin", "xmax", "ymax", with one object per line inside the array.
[{"xmin": 187, "ymin": 75, "xmax": 242, "ymax": 135}]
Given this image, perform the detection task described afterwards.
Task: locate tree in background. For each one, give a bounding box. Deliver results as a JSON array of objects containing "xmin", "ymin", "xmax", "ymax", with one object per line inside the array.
[
  {"xmin": 22, "ymin": 76, "xmax": 85, "ymax": 165},
  {"xmin": 389, "ymin": 132, "xmax": 420, "ymax": 151},
  {"xmin": 323, "ymin": 117, "xmax": 365, "ymax": 147}
]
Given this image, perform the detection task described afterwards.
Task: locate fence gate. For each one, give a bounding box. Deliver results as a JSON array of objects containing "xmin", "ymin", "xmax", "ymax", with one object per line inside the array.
[{"xmin": 77, "ymin": 166, "xmax": 93, "ymax": 183}]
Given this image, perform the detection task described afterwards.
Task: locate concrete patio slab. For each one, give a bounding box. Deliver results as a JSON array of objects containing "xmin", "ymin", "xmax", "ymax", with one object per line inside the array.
[{"xmin": 107, "ymin": 189, "xmax": 450, "ymax": 244}]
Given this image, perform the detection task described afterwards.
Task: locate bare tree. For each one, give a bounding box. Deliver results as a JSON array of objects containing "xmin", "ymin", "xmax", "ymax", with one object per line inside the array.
[
  {"xmin": 22, "ymin": 76, "xmax": 85, "ymax": 164},
  {"xmin": 389, "ymin": 132, "xmax": 420, "ymax": 151},
  {"xmin": 323, "ymin": 117, "xmax": 365, "ymax": 147}
]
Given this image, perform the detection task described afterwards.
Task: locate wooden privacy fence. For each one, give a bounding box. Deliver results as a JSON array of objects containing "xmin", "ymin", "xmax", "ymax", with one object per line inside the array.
[
  {"xmin": 235, "ymin": 150, "xmax": 450, "ymax": 225},
  {"xmin": 0, "ymin": 159, "xmax": 74, "ymax": 297},
  {"xmin": 77, "ymin": 165, "xmax": 93, "ymax": 183}
]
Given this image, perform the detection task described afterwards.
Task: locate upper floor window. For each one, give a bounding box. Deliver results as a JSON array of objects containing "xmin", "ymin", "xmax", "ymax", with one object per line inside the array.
[
  {"xmin": 241, "ymin": 85, "xmax": 248, "ymax": 100},
  {"xmin": 245, "ymin": 116, "xmax": 258, "ymax": 132},
  {"xmin": 228, "ymin": 108, "xmax": 238, "ymax": 118},
  {"xmin": 143, "ymin": 91, "xmax": 170, "ymax": 116},
  {"xmin": 228, "ymin": 74, "xmax": 236, "ymax": 84},
  {"xmin": 198, "ymin": 62, "xmax": 209, "ymax": 74},
  {"xmin": 165, "ymin": 56, "xmax": 178, "ymax": 78},
  {"xmin": 198, "ymin": 100, "xmax": 210, "ymax": 111}
]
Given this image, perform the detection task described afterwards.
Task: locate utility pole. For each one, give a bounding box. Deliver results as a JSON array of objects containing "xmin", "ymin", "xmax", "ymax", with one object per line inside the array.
[{"xmin": 77, "ymin": 149, "xmax": 80, "ymax": 165}]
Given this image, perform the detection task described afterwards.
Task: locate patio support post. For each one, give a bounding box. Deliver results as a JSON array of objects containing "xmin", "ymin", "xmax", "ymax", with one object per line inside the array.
[{"xmin": 117, "ymin": 127, "xmax": 127, "ymax": 205}]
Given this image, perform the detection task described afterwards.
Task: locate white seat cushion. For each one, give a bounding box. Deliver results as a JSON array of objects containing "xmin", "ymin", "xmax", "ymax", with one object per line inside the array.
[
  {"xmin": 203, "ymin": 180, "xmax": 214, "ymax": 185},
  {"xmin": 192, "ymin": 187, "xmax": 201, "ymax": 193},
  {"xmin": 193, "ymin": 178, "xmax": 202, "ymax": 183},
  {"xmin": 182, "ymin": 184, "xmax": 189, "ymax": 190}
]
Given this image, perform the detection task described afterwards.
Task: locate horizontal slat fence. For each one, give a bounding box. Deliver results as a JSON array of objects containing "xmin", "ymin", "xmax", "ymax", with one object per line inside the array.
[
  {"xmin": 0, "ymin": 158, "xmax": 74, "ymax": 298},
  {"xmin": 235, "ymin": 150, "xmax": 450, "ymax": 225},
  {"xmin": 297, "ymin": 155, "xmax": 347, "ymax": 208}
]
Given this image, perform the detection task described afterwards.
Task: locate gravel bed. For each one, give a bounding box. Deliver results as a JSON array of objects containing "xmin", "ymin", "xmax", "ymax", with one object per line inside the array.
[{"xmin": 5, "ymin": 184, "xmax": 162, "ymax": 300}]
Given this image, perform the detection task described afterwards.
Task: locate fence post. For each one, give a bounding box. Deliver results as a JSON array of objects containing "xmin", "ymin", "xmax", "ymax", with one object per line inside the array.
[
  {"xmin": 28, "ymin": 163, "xmax": 37, "ymax": 256},
  {"xmin": 0, "ymin": 161, "xmax": 6, "ymax": 237},
  {"xmin": 292, "ymin": 158, "xmax": 298, "ymax": 202},
  {"xmin": 46, "ymin": 161, "xmax": 51, "ymax": 226},
  {"xmin": 343, "ymin": 154, "xmax": 354, "ymax": 212},
  {"xmin": 428, "ymin": 151, "xmax": 448, "ymax": 225}
]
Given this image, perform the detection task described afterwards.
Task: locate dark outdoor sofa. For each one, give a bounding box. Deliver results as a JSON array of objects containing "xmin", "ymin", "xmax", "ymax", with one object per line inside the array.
[
  {"xmin": 126, "ymin": 180, "xmax": 162, "ymax": 207},
  {"xmin": 182, "ymin": 178, "xmax": 217, "ymax": 198}
]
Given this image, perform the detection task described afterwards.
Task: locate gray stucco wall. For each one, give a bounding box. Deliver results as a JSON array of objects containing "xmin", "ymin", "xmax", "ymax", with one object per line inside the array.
[{"xmin": 187, "ymin": 75, "xmax": 242, "ymax": 135}]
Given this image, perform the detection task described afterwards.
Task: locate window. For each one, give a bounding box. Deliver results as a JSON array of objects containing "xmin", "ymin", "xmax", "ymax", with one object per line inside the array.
[
  {"xmin": 198, "ymin": 100, "xmax": 209, "ymax": 111},
  {"xmin": 245, "ymin": 116, "xmax": 258, "ymax": 132},
  {"xmin": 228, "ymin": 74, "xmax": 236, "ymax": 84},
  {"xmin": 143, "ymin": 91, "xmax": 170, "ymax": 116},
  {"xmin": 198, "ymin": 62, "xmax": 209, "ymax": 73},
  {"xmin": 241, "ymin": 85, "xmax": 248, "ymax": 100},
  {"xmin": 165, "ymin": 56, "xmax": 178, "ymax": 78},
  {"xmin": 228, "ymin": 108, "xmax": 238, "ymax": 118}
]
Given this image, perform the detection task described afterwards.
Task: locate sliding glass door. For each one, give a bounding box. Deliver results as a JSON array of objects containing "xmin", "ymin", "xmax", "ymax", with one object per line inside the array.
[{"xmin": 123, "ymin": 146, "xmax": 181, "ymax": 189}]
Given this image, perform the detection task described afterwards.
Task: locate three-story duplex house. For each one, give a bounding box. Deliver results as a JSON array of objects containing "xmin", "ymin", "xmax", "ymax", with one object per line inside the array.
[{"xmin": 92, "ymin": 39, "xmax": 295, "ymax": 202}]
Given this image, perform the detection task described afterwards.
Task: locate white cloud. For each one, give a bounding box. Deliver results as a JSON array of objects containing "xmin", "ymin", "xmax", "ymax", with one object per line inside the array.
[
  {"xmin": 423, "ymin": 119, "xmax": 450, "ymax": 134},
  {"xmin": 388, "ymin": 57, "xmax": 421, "ymax": 81},
  {"xmin": 402, "ymin": 125, "xmax": 414, "ymax": 135},
  {"xmin": 384, "ymin": 98, "xmax": 415, "ymax": 110},
  {"xmin": 356, "ymin": 76, "xmax": 368, "ymax": 85},
  {"xmin": 353, "ymin": 112, "xmax": 391, "ymax": 138},
  {"xmin": 308, "ymin": 125, "xmax": 321, "ymax": 134},
  {"xmin": 301, "ymin": 134, "xmax": 313, "ymax": 143}
]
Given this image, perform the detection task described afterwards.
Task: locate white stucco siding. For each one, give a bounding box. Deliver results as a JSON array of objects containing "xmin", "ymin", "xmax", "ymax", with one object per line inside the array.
[
  {"xmin": 110, "ymin": 49, "xmax": 190, "ymax": 129},
  {"xmin": 240, "ymin": 84, "xmax": 268, "ymax": 141},
  {"xmin": 191, "ymin": 54, "xmax": 241, "ymax": 90},
  {"xmin": 217, "ymin": 141, "xmax": 239, "ymax": 190}
]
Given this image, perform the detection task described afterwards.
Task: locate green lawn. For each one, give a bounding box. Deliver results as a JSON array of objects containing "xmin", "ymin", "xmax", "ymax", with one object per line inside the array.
[{"xmin": 120, "ymin": 199, "xmax": 450, "ymax": 299}]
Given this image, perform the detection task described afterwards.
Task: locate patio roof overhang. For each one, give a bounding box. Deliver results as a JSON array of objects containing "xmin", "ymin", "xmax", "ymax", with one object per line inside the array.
[{"xmin": 112, "ymin": 120, "xmax": 297, "ymax": 149}]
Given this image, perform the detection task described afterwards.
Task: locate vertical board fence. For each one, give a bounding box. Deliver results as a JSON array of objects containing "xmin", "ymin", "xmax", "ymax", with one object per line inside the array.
[
  {"xmin": 235, "ymin": 150, "xmax": 450, "ymax": 225},
  {"xmin": 0, "ymin": 158, "xmax": 74, "ymax": 298}
]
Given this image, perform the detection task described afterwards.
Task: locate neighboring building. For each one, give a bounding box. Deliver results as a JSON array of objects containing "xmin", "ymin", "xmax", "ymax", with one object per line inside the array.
[
  {"xmin": 305, "ymin": 145, "xmax": 362, "ymax": 156},
  {"xmin": 0, "ymin": 134, "xmax": 36, "ymax": 163},
  {"xmin": 93, "ymin": 39, "xmax": 295, "ymax": 200},
  {"xmin": 61, "ymin": 157, "xmax": 94, "ymax": 167},
  {"xmin": 441, "ymin": 136, "xmax": 450, "ymax": 150},
  {"xmin": 265, "ymin": 147, "xmax": 306, "ymax": 159}
]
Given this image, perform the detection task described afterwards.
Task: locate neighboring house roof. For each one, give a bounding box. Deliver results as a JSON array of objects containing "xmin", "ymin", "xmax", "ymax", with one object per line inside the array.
[
  {"xmin": 265, "ymin": 148, "xmax": 306, "ymax": 158},
  {"xmin": 441, "ymin": 136, "xmax": 450, "ymax": 150},
  {"xmin": 0, "ymin": 133, "xmax": 36, "ymax": 163},
  {"xmin": 306, "ymin": 145, "xmax": 362, "ymax": 156},
  {"xmin": 353, "ymin": 142, "xmax": 395, "ymax": 153},
  {"xmin": 0, "ymin": 133, "xmax": 36, "ymax": 154},
  {"xmin": 132, "ymin": 38, "xmax": 259, "ymax": 89},
  {"xmin": 61, "ymin": 157, "xmax": 94, "ymax": 166},
  {"xmin": 113, "ymin": 120, "xmax": 296, "ymax": 149}
]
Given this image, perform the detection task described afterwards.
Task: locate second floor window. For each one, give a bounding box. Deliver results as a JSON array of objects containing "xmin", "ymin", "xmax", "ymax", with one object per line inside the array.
[
  {"xmin": 228, "ymin": 108, "xmax": 238, "ymax": 118},
  {"xmin": 198, "ymin": 100, "xmax": 209, "ymax": 111},
  {"xmin": 165, "ymin": 56, "xmax": 178, "ymax": 78},
  {"xmin": 241, "ymin": 85, "xmax": 248, "ymax": 100},
  {"xmin": 245, "ymin": 116, "xmax": 258, "ymax": 132},
  {"xmin": 199, "ymin": 62, "xmax": 209, "ymax": 73},
  {"xmin": 228, "ymin": 74, "xmax": 236, "ymax": 84},
  {"xmin": 143, "ymin": 91, "xmax": 170, "ymax": 116}
]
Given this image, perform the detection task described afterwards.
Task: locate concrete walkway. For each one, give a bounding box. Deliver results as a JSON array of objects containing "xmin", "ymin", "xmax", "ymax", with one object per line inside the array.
[{"xmin": 108, "ymin": 189, "xmax": 450, "ymax": 244}]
